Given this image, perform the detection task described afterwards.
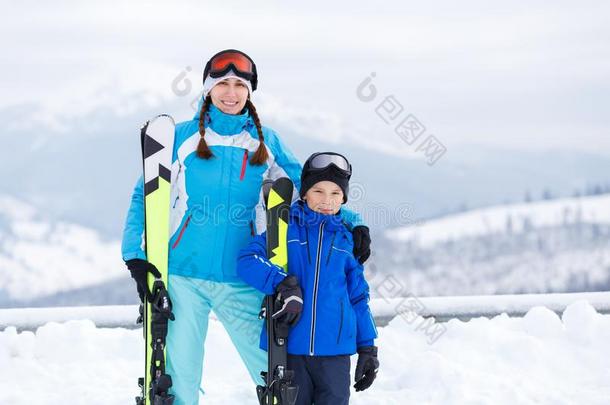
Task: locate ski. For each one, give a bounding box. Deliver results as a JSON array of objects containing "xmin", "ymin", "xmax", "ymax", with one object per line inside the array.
[
  {"xmin": 257, "ymin": 178, "xmax": 299, "ymax": 405},
  {"xmin": 137, "ymin": 114, "xmax": 176, "ymax": 405}
]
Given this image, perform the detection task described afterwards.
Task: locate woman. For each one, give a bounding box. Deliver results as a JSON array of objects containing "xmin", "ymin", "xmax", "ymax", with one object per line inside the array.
[{"xmin": 121, "ymin": 49, "xmax": 371, "ymax": 404}]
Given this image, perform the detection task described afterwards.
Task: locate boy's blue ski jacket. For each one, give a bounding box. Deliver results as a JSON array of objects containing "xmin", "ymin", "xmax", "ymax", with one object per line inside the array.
[{"xmin": 237, "ymin": 200, "xmax": 377, "ymax": 356}]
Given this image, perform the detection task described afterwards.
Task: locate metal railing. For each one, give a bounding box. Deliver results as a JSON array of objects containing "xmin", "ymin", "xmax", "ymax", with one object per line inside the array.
[{"xmin": 1, "ymin": 292, "xmax": 609, "ymax": 331}]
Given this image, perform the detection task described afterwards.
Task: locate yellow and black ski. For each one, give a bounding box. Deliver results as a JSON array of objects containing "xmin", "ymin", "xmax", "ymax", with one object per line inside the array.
[
  {"xmin": 137, "ymin": 114, "xmax": 175, "ymax": 405},
  {"xmin": 257, "ymin": 177, "xmax": 299, "ymax": 405}
]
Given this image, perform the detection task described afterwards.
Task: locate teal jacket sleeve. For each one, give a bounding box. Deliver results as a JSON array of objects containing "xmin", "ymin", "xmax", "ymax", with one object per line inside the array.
[
  {"xmin": 121, "ymin": 175, "xmax": 147, "ymax": 261},
  {"xmin": 265, "ymin": 129, "xmax": 302, "ymax": 193},
  {"xmin": 339, "ymin": 207, "xmax": 365, "ymax": 229}
]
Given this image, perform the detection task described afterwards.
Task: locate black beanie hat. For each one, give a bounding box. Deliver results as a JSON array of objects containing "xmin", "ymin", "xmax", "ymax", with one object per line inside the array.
[{"xmin": 300, "ymin": 154, "xmax": 351, "ymax": 203}]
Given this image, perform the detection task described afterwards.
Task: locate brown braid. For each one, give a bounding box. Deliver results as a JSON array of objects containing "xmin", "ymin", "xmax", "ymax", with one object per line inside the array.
[
  {"xmin": 196, "ymin": 95, "xmax": 214, "ymax": 159},
  {"xmin": 246, "ymin": 99, "xmax": 269, "ymax": 166}
]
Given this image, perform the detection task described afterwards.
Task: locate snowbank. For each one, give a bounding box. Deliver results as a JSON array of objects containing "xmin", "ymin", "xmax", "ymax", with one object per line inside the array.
[{"xmin": 2, "ymin": 301, "xmax": 610, "ymax": 404}]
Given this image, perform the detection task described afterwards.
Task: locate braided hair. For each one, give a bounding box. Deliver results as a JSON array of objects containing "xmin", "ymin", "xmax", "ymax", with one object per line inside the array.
[{"xmin": 196, "ymin": 96, "xmax": 269, "ymax": 165}]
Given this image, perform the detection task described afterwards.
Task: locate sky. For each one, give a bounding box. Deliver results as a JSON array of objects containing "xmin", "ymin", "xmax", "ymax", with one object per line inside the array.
[{"xmin": 2, "ymin": 0, "xmax": 609, "ymax": 157}]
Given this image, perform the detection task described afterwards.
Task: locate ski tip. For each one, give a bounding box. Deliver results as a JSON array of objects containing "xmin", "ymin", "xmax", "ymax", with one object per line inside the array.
[
  {"xmin": 271, "ymin": 177, "xmax": 293, "ymax": 191},
  {"xmin": 148, "ymin": 114, "xmax": 176, "ymax": 126}
]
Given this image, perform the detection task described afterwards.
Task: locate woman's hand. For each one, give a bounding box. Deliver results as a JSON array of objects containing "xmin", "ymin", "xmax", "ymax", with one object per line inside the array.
[
  {"xmin": 352, "ymin": 226, "xmax": 371, "ymax": 264},
  {"xmin": 125, "ymin": 259, "xmax": 162, "ymax": 302}
]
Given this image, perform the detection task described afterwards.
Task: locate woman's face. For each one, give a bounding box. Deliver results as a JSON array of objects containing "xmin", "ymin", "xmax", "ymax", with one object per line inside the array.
[
  {"xmin": 303, "ymin": 181, "xmax": 344, "ymax": 215},
  {"xmin": 209, "ymin": 78, "xmax": 249, "ymax": 115}
]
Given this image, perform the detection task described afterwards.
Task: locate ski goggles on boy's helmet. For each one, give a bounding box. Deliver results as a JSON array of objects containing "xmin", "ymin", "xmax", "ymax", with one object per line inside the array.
[
  {"xmin": 203, "ymin": 49, "xmax": 258, "ymax": 91},
  {"xmin": 306, "ymin": 152, "xmax": 352, "ymax": 177}
]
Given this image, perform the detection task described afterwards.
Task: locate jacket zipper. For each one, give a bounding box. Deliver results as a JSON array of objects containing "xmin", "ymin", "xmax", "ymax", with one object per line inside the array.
[
  {"xmin": 239, "ymin": 149, "xmax": 248, "ymax": 181},
  {"xmin": 325, "ymin": 231, "xmax": 337, "ymax": 265},
  {"xmin": 337, "ymin": 299, "xmax": 344, "ymax": 344},
  {"xmin": 309, "ymin": 221, "xmax": 325, "ymax": 356},
  {"xmin": 171, "ymin": 214, "xmax": 191, "ymax": 249}
]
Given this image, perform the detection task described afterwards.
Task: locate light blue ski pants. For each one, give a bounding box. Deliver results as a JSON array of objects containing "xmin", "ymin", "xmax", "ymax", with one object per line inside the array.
[{"xmin": 166, "ymin": 275, "xmax": 267, "ymax": 405}]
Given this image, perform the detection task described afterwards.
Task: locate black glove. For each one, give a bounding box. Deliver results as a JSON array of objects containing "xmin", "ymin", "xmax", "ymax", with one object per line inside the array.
[
  {"xmin": 272, "ymin": 275, "xmax": 303, "ymax": 327},
  {"xmin": 352, "ymin": 226, "xmax": 371, "ymax": 264},
  {"xmin": 125, "ymin": 259, "xmax": 162, "ymax": 302},
  {"xmin": 354, "ymin": 345, "xmax": 379, "ymax": 392}
]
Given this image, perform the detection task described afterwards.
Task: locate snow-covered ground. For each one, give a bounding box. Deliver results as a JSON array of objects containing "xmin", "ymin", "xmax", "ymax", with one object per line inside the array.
[{"xmin": 2, "ymin": 301, "xmax": 610, "ymax": 404}]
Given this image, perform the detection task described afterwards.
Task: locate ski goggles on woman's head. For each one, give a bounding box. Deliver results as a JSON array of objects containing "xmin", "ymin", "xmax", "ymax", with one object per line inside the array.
[
  {"xmin": 203, "ymin": 49, "xmax": 258, "ymax": 90},
  {"xmin": 308, "ymin": 152, "xmax": 352, "ymax": 176}
]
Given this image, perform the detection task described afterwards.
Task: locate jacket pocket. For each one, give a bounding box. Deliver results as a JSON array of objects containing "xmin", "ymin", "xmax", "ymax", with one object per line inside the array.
[
  {"xmin": 171, "ymin": 214, "xmax": 192, "ymax": 249},
  {"xmin": 336, "ymin": 299, "xmax": 344, "ymax": 344}
]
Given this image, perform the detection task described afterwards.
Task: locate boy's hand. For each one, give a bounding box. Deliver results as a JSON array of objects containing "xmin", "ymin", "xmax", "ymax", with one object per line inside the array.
[
  {"xmin": 273, "ymin": 275, "xmax": 303, "ymax": 326},
  {"xmin": 354, "ymin": 345, "xmax": 379, "ymax": 392},
  {"xmin": 352, "ymin": 226, "xmax": 371, "ymax": 264}
]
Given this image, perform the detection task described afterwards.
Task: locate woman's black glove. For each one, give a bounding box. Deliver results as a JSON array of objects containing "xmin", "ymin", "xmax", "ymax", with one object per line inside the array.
[
  {"xmin": 273, "ymin": 275, "xmax": 303, "ymax": 327},
  {"xmin": 354, "ymin": 345, "xmax": 379, "ymax": 392},
  {"xmin": 352, "ymin": 226, "xmax": 371, "ymax": 264},
  {"xmin": 125, "ymin": 259, "xmax": 162, "ymax": 302}
]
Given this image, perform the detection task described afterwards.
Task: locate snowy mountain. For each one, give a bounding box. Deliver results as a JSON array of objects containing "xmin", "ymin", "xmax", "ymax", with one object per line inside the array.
[
  {"xmin": 4, "ymin": 98, "xmax": 610, "ymax": 237},
  {"xmin": 376, "ymin": 194, "xmax": 610, "ymax": 297},
  {"xmin": 0, "ymin": 195, "xmax": 129, "ymax": 308},
  {"xmin": 3, "ymin": 192, "xmax": 610, "ymax": 308}
]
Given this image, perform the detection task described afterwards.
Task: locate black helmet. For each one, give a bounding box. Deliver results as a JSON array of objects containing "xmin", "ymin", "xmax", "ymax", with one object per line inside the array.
[{"xmin": 300, "ymin": 152, "xmax": 352, "ymax": 203}]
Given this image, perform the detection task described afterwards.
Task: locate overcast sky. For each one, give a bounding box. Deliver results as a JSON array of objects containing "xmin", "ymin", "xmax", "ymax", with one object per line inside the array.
[{"xmin": 2, "ymin": 0, "xmax": 609, "ymax": 157}]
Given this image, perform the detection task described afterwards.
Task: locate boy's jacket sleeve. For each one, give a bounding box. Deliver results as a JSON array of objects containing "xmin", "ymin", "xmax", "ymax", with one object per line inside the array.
[
  {"xmin": 346, "ymin": 254, "xmax": 378, "ymax": 347},
  {"xmin": 237, "ymin": 232, "xmax": 288, "ymax": 295}
]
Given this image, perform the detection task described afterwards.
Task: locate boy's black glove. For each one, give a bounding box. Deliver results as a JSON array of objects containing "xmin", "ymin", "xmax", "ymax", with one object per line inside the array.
[
  {"xmin": 125, "ymin": 259, "xmax": 162, "ymax": 302},
  {"xmin": 354, "ymin": 345, "xmax": 379, "ymax": 392},
  {"xmin": 273, "ymin": 275, "xmax": 303, "ymax": 327},
  {"xmin": 352, "ymin": 226, "xmax": 371, "ymax": 264}
]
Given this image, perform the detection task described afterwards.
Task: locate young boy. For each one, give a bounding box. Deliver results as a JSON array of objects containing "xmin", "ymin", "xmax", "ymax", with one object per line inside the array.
[{"xmin": 237, "ymin": 152, "xmax": 379, "ymax": 405}]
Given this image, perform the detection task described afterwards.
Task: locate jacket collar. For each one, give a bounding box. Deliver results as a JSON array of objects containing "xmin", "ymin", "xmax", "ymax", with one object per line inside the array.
[
  {"xmin": 193, "ymin": 97, "xmax": 254, "ymax": 135},
  {"xmin": 290, "ymin": 200, "xmax": 346, "ymax": 231}
]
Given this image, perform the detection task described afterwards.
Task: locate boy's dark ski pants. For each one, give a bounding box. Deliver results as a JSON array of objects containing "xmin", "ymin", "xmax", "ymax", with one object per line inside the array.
[{"xmin": 287, "ymin": 354, "xmax": 351, "ymax": 405}]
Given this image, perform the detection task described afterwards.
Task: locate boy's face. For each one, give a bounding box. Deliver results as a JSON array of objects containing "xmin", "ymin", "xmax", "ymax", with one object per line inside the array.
[{"xmin": 303, "ymin": 181, "xmax": 344, "ymax": 215}]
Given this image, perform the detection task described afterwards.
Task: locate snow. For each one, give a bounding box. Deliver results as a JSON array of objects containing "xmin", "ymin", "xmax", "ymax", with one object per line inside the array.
[
  {"xmin": 377, "ymin": 193, "xmax": 610, "ymax": 296},
  {"xmin": 387, "ymin": 194, "xmax": 610, "ymax": 247},
  {"xmin": 370, "ymin": 291, "xmax": 610, "ymax": 320},
  {"xmin": 0, "ymin": 195, "xmax": 125, "ymax": 303},
  {"xmin": 0, "ymin": 196, "xmax": 38, "ymax": 222},
  {"xmin": 2, "ymin": 302, "xmax": 610, "ymax": 404},
  {"xmin": 0, "ymin": 305, "xmax": 141, "ymax": 330}
]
